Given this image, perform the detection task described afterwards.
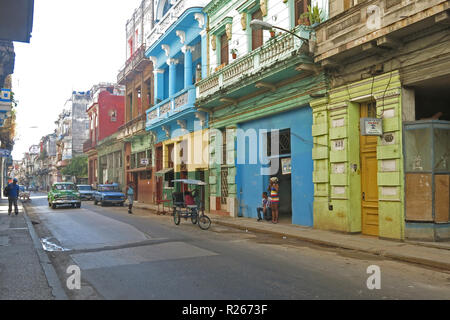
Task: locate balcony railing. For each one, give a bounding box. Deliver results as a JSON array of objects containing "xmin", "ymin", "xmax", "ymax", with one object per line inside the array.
[
  {"xmin": 197, "ymin": 25, "xmax": 309, "ymax": 99},
  {"xmin": 117, "ymin": 44, "xmax": 150, "ymax": 85},
  {"xmin": 146, "ymin": 87, "xmax": 195, "ymax": 127}
]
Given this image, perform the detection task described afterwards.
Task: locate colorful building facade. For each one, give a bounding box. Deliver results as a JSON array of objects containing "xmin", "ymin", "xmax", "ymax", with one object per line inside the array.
[
  {"xmin": 196, "ymin": 0, "xmax": 328, "ymax": 225},
  {"xmin": 145, "ymin": 0, "xmax": 210, "ymax": 209},
  {"xmin": 311, "ymin": 0, "xmax": 450, "ymax": 240}
]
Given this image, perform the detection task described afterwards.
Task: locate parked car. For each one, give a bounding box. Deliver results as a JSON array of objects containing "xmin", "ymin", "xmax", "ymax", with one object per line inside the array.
[
  {"xmin": 48, "ymin": 182, "xmax": 81, "ymax": 209},
  {"xmin": 93, "ymin": 183, "xmax": 126, "ymax": 207},
  {"xmin": 77, "ymin": 184, "xmax": 95, "ymax": 201}
]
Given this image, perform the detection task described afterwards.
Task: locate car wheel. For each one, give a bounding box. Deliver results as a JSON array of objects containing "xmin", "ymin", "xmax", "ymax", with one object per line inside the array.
[
  {"xmin": 51, "ymin": 203, "xmax": 56, "ymax": 209},
  {"xmin": 48, "ymin": 201, "xmax": 51, "ymax": 207},
  {"xmin": 76, "ymin": 203, "xmax": 81, "ymax": 208},
  {"xmin": 94, "ymin": 200, "xmax": 98, "ymax": 205}
]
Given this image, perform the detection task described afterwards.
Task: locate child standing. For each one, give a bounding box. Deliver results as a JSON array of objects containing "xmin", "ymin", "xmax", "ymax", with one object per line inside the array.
[{"xmin": 256, "ymin": 192, "xmax": 271, "ymax": 222}]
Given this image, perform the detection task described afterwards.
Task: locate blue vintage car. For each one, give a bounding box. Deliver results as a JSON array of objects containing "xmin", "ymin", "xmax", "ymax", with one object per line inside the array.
[
  {"xmin": 93, "ymin": 184, "xmax": 126, "ymax": 207},
  {"xmin": 77, "ymin": 185, "xmax": 95, "ymax": 200}
]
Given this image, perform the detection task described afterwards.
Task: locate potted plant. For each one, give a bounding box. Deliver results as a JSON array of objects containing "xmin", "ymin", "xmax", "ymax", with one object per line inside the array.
[
  {"xmin": 300, "ymin": 5, "xmax": 324, "ymax": 27},
  {"xmin": 231, "ymin": 48, "xmax": 238, "ymax": 59},
  {"xmin": 270, "ymin": 29, "xmax": 276, "ymax": 37}
]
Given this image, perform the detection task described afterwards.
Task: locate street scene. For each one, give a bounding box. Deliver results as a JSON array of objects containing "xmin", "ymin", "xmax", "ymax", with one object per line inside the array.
[{"xmin": 1, "ymin": 0, "xmax": 450, "ymax": 304}]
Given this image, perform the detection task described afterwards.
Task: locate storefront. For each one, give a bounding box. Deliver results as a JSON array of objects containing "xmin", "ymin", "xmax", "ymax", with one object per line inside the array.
[{"xmin": 236, "ymin": 107, "xmax": 314, "ymax": 226}]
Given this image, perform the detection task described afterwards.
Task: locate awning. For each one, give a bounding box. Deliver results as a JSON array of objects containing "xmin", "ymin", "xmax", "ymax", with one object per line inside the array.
[
  {"xmin": 126, "ymin": 166, "xmax": 152, "ymax": 173},
  {"xmin": 155, "ymin": 168, "xmax": 174, "ymax": 176}
]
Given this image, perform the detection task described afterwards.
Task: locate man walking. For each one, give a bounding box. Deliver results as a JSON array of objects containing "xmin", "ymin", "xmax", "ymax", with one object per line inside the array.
[
  {"xmin": 7, "ymin": 178, "xmax": 20, "ymax": 216},
  {"xmin": 127, "ymin": 183, "xmax": 134, "ymax": 214}
]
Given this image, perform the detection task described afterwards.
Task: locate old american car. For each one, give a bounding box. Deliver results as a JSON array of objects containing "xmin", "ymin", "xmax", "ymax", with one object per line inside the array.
[
  {"xmin": 48, "ymin": 182, "xmax": 81, "ymax": 209},
  {"xmin": 93, "ymin": 183, "xmax": 126, "ymax": 206},
  {"xmin": 77, "ymin": 184, "xmax": 95, "ymax": 200}
]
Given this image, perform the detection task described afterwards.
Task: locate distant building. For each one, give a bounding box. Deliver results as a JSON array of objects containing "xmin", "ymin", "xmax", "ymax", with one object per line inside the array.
[{"xmin": 84, "ymin": 83, "xmax": 125, "ymax": 186}]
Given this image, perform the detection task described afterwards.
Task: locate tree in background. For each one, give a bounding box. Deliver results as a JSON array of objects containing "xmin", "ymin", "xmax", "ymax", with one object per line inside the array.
[{"xmin": 61, "ymin": 155, "xmax": 88, "ymax": 181}]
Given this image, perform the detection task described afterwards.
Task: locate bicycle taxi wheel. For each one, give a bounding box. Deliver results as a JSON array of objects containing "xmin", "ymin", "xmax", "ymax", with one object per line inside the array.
[
  {"xmin": 198, "ymin": 214, "xmax": 211, "ymax": 230},
  {"xmin": 173, "ymin": 208, "xmax": 181, "ymax": 225},
  {"xmin": 188, "ymin": 206, "xmax": 198, "ymax": 224}
]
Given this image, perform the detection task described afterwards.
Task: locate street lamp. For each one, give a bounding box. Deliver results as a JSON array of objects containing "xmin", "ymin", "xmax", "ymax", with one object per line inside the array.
[{"xmin": 249, "ymin": 19, "xmax": 309, "ymax": 42}]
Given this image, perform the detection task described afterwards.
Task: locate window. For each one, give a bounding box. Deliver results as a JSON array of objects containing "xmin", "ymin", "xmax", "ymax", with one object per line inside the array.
[
  {"xmin": 267, "ymin": 128, "xmax": 291, "ymax": 156},
  {"xmin": 145, "ymin": 78, "xmax": 152, "ymax": 109},
  {"xmin": 110, "ymin": 110, "xmax": 117, "ymax": 122},
  {"xmin": 220, "ymin": 33, "xmax": 229, "ymax": 66},
  {"xmin": 167, "ymin": 144, "xmax": 174, "ymax": 168},
  {"xmin": 252, "ymin": 9, "xmax": 264, "ymax": 50},
  {"xmin": 295, "ymin": 0, "xmax": 310, "ymax": 26}
]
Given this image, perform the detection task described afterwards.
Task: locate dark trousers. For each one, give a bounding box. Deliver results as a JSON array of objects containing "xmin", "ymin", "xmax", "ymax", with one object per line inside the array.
[
  {"xmin": 257, "ymin": 207, "xmax": 272, "ymax": 220},
  {"xmin": 8, "ymin": 197, "xmax": 18, "ymax": 214}
]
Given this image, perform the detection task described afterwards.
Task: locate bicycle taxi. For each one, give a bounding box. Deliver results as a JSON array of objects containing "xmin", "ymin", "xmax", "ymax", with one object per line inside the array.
[{"xmin": 171, "ymin": 179, "xmax": 211, "ymax": 230}]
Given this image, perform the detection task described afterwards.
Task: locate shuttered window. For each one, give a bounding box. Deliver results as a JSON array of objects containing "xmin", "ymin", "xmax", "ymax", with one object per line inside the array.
[
  {"xmin": 252, "ymin": 10, "xmax": 263, "ymax": 50},
  {"xmin": 220, "ymin": 33, "xmax": 229, "ymax": 66}
]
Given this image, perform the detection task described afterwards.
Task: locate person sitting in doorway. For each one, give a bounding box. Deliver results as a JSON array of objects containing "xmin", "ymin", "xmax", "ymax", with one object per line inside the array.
[{"xmin": 257, "ymin": 192, "xmax": 271, "ymax": 222}]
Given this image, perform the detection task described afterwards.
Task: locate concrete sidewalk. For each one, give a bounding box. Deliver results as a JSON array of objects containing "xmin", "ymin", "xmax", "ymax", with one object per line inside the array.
[
  {"xmin": 0, "ymin": 198, "xmax": 56, "ymax": 300},
  {"xmin": 133, "ymin": 202, "xmax": 450, "ymax": 271}
]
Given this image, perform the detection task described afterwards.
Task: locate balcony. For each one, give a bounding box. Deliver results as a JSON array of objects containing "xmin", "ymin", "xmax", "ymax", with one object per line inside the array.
[
  {"xmin": 83, "ymin": 139, "xmax": 96, "ymax": 153},
  {"xmin": 196, "ymin": 25, "xmax": 312, "ymax": 104},
  {"xmin": 314, "ymin": 0, "xmax": 450, "ymax": 66},
  {"xmin": 117, "ymin": 113, "xmax": 147, "ymax": 140},
  {"xmin": 146, "ymin": 87, "xmax": 195, "ymax": 129},
  {"xmin": 146, "ymin": 0, "xmax": 206, "ymax": 49},
  {"xmin": 117, "ymin": 44, "xmax": 151, "ymax": 85}
]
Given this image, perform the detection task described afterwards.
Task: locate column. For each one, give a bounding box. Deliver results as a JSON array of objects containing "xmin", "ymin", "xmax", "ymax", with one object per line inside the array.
[
  {"xmin": 153, "ymin": 69, "xmax": 164, "ymax": 104},
  {"xmin": 182, "ymin": 46, "xmax": 193, "ymax": 88},
  {"xmin": 167, "ymin": 58, "xmax": 178, "ymax": 97},
  {"xmin": 200, "ymin": 30, "xmax": 207, "ymax": 79}
]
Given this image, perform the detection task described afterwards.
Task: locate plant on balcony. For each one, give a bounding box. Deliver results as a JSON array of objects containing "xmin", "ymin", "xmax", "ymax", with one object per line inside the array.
[
  {"xmin": 231, "ymin": 48, "xmax": 238, "ymax": 59},
  {"xmin": 300, "ymin": 5, "xmax": 324, "ymax": 26}
]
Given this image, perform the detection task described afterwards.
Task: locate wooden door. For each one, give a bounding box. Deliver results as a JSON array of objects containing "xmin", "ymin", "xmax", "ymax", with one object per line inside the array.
[
  {"xmin": 360, "ymin": 102, "xmax": 379, "ymax": 236},
  {"xmin": 252, "ymin": 10, "xmax": 263, "ymax": 50}
]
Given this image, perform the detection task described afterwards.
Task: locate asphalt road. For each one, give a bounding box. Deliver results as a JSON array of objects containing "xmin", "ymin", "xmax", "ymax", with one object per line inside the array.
[{"xmin": 25, "ymin": 193, "xmax": 450, "ymax": 300}]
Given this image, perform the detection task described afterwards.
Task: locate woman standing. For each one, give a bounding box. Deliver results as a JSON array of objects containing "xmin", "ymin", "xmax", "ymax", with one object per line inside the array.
[
  {"xmin": 127, "ymin": 183, "xmax": 134, "ymax": 214},
  {"xmin": 268, "ymin": 177, "xmax": 279, "ymax": 224}
]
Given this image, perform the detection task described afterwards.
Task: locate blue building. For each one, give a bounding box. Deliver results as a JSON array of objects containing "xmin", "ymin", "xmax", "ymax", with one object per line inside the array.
[{"xmin": 145, "ymin": 0, "xmax": 210, "ymax": 208}]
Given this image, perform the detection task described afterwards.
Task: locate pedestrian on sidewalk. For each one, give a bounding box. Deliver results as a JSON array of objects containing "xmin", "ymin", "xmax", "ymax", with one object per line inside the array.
[
  {"xmin": 257, "ymin": 192, "xmax": 271, "ymax": 221},
  {"xmin": 268, "ymin": 177, "xmax": 279, "ymax": 224},
  {"xmin": 127, "ymin": 183, "xmax": 134, "ymax": 214},
  {"xmin": 6, "ymin": 178, "xmax": 20, "ymax": 216}
]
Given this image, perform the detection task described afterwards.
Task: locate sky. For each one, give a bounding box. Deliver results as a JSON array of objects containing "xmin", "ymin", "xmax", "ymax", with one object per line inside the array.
[{"xmin": 12, "ymin": 0, "xmax": 141, "ymax": 160}]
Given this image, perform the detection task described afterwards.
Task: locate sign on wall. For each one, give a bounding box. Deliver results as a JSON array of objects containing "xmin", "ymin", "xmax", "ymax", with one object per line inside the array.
[
  {"xmin": 281, "ymin": 157, "xmax": 291, "ymax": 175},
  {"xmin": 140, "ymin": 158, "xmax": 149, "ymax": 166},
  {"xmin": 360, "ymin": 118, "xmax": 383, "ymax": 136}
]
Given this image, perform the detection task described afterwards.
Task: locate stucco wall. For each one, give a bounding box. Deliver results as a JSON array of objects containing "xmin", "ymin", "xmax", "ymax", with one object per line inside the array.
[{"xmin": 310, "ymin": 70, "xmax": 405, "ymax": 240}]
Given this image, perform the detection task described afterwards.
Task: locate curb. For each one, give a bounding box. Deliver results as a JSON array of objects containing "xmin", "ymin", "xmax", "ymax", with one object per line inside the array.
[
  {"xmin": 211, "ymin": 220, "xmax": 450, "ymax": 272},
  {"xmin": 21, "ymin": 202, "xmax": 69, "ymax": 300}
]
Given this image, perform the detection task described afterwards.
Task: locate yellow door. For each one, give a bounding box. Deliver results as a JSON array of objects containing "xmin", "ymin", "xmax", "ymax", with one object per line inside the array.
[{"xmin": 360, "ymin": 102, "xmax": 379, "ymax": 236}]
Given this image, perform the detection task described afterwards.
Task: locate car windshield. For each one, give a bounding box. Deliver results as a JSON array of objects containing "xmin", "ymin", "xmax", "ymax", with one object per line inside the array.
[
  {"xmin": 98, "ymin": 186, "xmax": 120, "ymax": 192},
  {"xmin": 77, "ymin": 186, "xmax": 92, "ymax": 191},
  {"xmin": 54, "ymin": 184, "xmax": 77, "ymax": 191}
]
